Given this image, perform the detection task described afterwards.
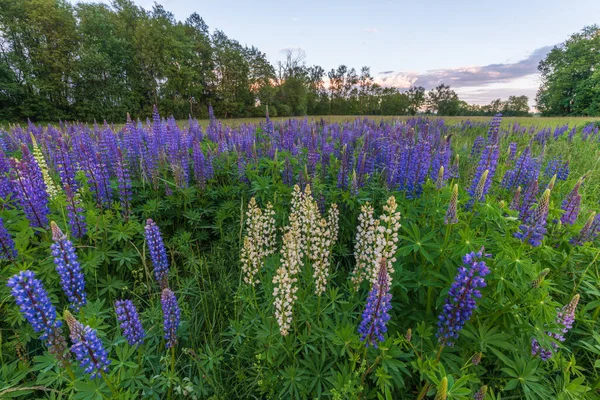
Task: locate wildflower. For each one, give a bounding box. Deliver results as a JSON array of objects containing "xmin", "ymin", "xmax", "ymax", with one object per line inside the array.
[
  {"xmin": 509, "ymin": 186, "xmax": 522, "ymax": 211},
  {"xmin": 115, "ymin": 148, "xmax": 132, "ymax": 220},
  {"xmin": 501, "ymin": 146, "xmax": 537, "ymax": 190},
  {"xmin": 64, "ymin": 184, "xmax": 87, "ymax": 239},
  {"xmin": 0, "ymin": 217, "xmax": 17, "ymax": 260},
  {"xmin": 241, "ymin": 198, "xmax": 277, "ymax": 286},
  {"xmin": 435, "ymin": 377, "xmax": 448, "ymax": 400},
  {"xmin": 10, "ymin": 149, "xmax": 50, "ymax": 228},
  {"xmin": 448, "ymin": 154, "xmax": 460, "ymax": 179},
  {"xmin": 519, "ymin": 179, "xmax": 539, "ymax": 222},
  {"xmin": 467, "ymin": 169, "xmax": 488, "ymax": 208},
  {"xmin": 435, "ymin": 166, "xmax": 445, "ymax": 190},
  {"xmin": 531, "ymin": 268, "xmax": 550, "ymax": 288},
  {"xmin": 474, "ymin": 385, "xmax": 488, "ymax": 400},
  {"xmin": 7, "ymin": 271, "xmax": 60, "ymax": 339},
  {"xmin": 115, "ymin": 300, "xmax": 145, "ymax": 346},
  {"xmin": 546, "ymin": 174, "xmax": 557, "ymax": 191},
  {"xmin": 514, "ymin": 189, "xmax": 551, "ymax": 247},
  {"xmin": 358, "ymin": 258, "xmax": 392, "ymax": 347},
  {"xmin": 532, "ymin": 295, "xmax": 580, "ymax": 361},
  {"xmin": 444, "ymin": 184, "xmax": 459, "ymax": 225},
  {"xmin": 51, "ymin": 222, "xmax": 87, "ymax": 310},
  {"xmin": 405, "ymin": 328, "xmax": 412, "ymax": 342},
  {"xmin": 145, "ymin": 219, "xmax": 169, "ymax": 289},
  {"xmin": 560, "ymin": 178, "xmax": 582, "ymax": 225},
  {"xmin": 273, "ymin": 206, "xmax": 302, "ymax": 336},
  {"xmin": 368, "ymin": 196, "xmax": 401, "ymax": 285},
  {"xmin": 351, "ymin": 203, "xmax": 379, "ymax": 289},
  {"xmin": 472, "ymin": 352, "xmax": 482, "ymax": 365},
  {"xmin": 311, "ymin": 204, "xmax": 339, "ymax": 295},
  {"xmin": 31, "ymin": 134, "xmax": 59, "ymax": 199},
  {"xmin": 437, "ymin": 249, "xmax": 490, "ymax": 346},
  {"xmin": 161, "ymin": 288, "xmax": 181, "ymax": 349},
  {"xmin": 570, "ymin": 212, "xmax": 600, "ymax": 245},
  {"xmin": 64, "ymin": 310, "xmax": 111, "ymax": 378}
]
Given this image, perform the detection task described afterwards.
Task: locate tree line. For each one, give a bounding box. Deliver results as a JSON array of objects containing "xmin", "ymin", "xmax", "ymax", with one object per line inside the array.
[{"xmin": 0, "ymin": 0, "xmax": 530, "ymax": 122}]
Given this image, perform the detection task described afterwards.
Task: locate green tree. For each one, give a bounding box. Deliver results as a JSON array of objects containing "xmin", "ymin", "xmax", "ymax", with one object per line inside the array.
[
  {"xmin": 536, "ymin": 25, "xmax": 600, "ymax": 116},
  {"xmin": 427, "ymin": 84, "xmax": 461, "ymax": 115}
]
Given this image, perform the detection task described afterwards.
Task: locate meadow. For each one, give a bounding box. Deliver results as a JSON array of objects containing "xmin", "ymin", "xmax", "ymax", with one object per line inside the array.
[{"xmin": 1, "ymin": 110, "xmax": 600, "ymax": 399}]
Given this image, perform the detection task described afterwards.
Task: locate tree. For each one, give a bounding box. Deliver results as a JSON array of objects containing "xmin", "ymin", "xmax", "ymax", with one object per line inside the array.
[
  {"xmin": 536, "ymin": 25, "xmax": 600, "ymax": 116},
  {"xmin": 406, "ymin": 86, "xmax": 426, "ymax": 115},
  {"xmin": 427, "ymin": 84, "xmax": 461, "ymax": 115}
]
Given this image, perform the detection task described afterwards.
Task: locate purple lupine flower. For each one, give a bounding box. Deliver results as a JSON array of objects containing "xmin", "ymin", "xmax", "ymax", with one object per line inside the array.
[
  {"xmin": 10, "ymin": 148, "xmax": 50, "ymax": 228},
  {"xmin": 507, "ymin": 142, "xmax": 517, "ymax": 164},
  {"xmin": 192, "ymin": 140, "xmax": 206, "ymax": 189},
  {"xmin": 519, "ymin": 179, "xmax": 539, "ymax": 222},
  {"xmin": 115, "ymin": 148, "xmax": 132, "ymax": 220},
  {"xmin": 64, "ymin": 310, "xmax": 111, "ymax": 378},
  {"xmin": 115, "ymin": 300, "xmax": 145, "ymax": 346},
  {"xmin": 570, "ymin": 212, "xmax": 600, "ymax": 245},
  {"xmin": 437, "ymin": 249, "xmax": 490, "ymax": 347},
  {"xmin": 161, "ymin": 288, "xmax": 181, "ymax": 349},
  {"xmin": 54, "ymin": 136, "xmax": 78, "ymax": 191},
  {"xmin": 337, "ymin": 144, "xmax": 350, "ymax": 189},
  {"xmin": 561, "ymin": 178, "xmax": 583, "ymax": 225},
  {"xmin": 448, "ymin": 154, "xmax": 459, "ymax": 179},
  {"xmin": 487, "ymin": 114, "xmax": 502, "ymax": 143},
  {"xmin": 0, "ymin": 150, "xmax": 13, "ymax": 199},
  {"xmin": 145, "ymin": 219, "xmax": 169, "ymax": 289},
  {"xmin": 358, "ymin": 258, "xmax": 392, "ymax": 348},
  {"xmin": 283, "ymin": 156, "xmax": 294, "ymax": 186},
  {"xmin": 501, "ymin": 146, "xmax": 537, "ymax": 190},
  {"xmin": 64, "ymin": 184, "xmax": 87, "ymax": 239},
  {"xmin": 515, "ymin": 189, "xmax": 551, "ymax": 247},
  {"xmin": 545, "ymin": 158, "xmax": 569, "ymax": 181},
  {"xmin": 510, "ymin": 186, "xmax": 522, "ymax": 211},
  {"xmin": 51, "ymin": 222, "xmax": 87, "ymax": 310},
  {"xmin": 469, "ymin": 117, "xmax": 500, "ymax": 203},
  {"xmin": 470, "ymin": 136, "xmax": 484, "ymax": 159},
  {"xmin": 7, "ymin": 270, "xmax": 60, "ymax": 339},
  {"xmin": 444, "ymin": 184, "xmax": 458, "ymax": 225},
  {"xmin": 0, "ymin": 216, "xmax": 17, "ymax": 260},
  {"xmin": 77, "ymin": 142, "xmax": 112, "ymax": 209},
  {"xmin": 532, "ymin": 295, "xmax": 580, "ymax": 361}
]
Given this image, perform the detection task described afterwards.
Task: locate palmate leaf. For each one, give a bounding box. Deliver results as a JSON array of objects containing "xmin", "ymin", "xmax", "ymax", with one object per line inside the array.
[
  {"xmin": 496, "ymin": 352, "xmax": 551, "ymax": 400},
  {"xmin": 462, "ymin": 323, "xmax": 515, "ymax": 352}
]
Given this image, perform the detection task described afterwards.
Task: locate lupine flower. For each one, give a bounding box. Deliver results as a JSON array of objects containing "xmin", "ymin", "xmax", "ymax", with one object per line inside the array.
[
  {"xmin": 51, "ymin": 222, "xmax": 87, "ymax": 310},
  {"xmin": 161, "ymin": 288, "xmax": 181, "ymax": 349},
  {"xmin": 471, "ymin": 136, "xmax": 484, "ymax": 159},
  {"xmin": 444, "ymin": 184, "xmax": 459, "ymax": 225},
  {"xmin": 448, "ymin": 154, "xmax": 460, "ymax": 179},
  {"xmin": 502, "ymin": 146, "xmax": 537, "ymax": 190},
  {"xmin": 115, "ymin": 148, "xmax": 132, "ymax": 220},
  {"xmin": 519, "ymin": 179, "xmax": 539, "ymax": 222},
  {"xmin": 472, "ymin": 352, "xmax": 482, "ymax": 365},
  {"xmin": 311, "ymin": 204, "xmax": 339, "ymax": 295},
  {"xmin": 467, "ymin": 169, "xmax": 489, "ymax": 208},
  {"xmin": 7, "ymin": 270, "xmax": 60, "ymax": 340},
  {"xmin": 10, "ymin": 150, "xmax": 50, "ymax": 228},
  {"xmin": 532, "ymin": 268, "xmax": 550, "ymax": 288},
  {"xmin": 570, "ymin": 211, "xmax": 600, "ymax": 245},
  {"xmin": 507, "ymin": 142, "xmax": 517, "ymax": 164},
  {"xmin": 0, "ymin": 216, "xmax": 17, "ymax": 260},
  {"xmin": 64, "ymin": 184, "xmax": 87, "ymax": 239},
  {"xmin": 115, "ymin": 300, "xmax": 145, "ymax": 346},
  {"xmin": 352, "ymin": 203, "xmax": 379, "ymax": 289},
  {"xmin": 358, "ymin": 258, "xmax": 392, "ymax": 348},
  {"xmin": 145, "ymin": 219, "xmax": 169, "ymax": 289},
  {"xmin": 546, "ymin": 174, "xmax": 557, "ymax": 191},
  {"xmin": 405, "ymin": 328, "xmax": 412, "ymax": 342},
  {"xmin": 241, "ymin": 198, "xmax": 277, "ymax": 286},
  {"xmin": 560, "ymin": 178, "xmax": 582, "ymax": 225},
  {"xmin": 437, "ymin": 249, "xmax": 490, "ymax": 346},
  {"xmin": 434, "ymin": 377, "xmax": 448, "ymax": 400},
  {"xmin": 515, "ymin": 189, "xmax": 551, "ymax": 247},
  {"xmin": 509, "ymin": 186, "xmax": 522, "ymax": 211},
  {"xmin": 369, "ymin": 196, "xmax": 401, "ymax": 284},
  {"xmin": 0, "ymin": 150, "xmax": 13, "ymax": 199},
  {"xmin": 30, "ymin": 134, "xmax": 59, "ymax": 199},
  {"xmin": 64, "ymin": 310, "xmax": 111, "ymax": 378},
  {"xmin": 532, "ymin": 294, "xmax": 580, "ymax": 361},
  {"xmin": 474, "ymin": 385, "xmax": 488, "ymax": 400},
  {"xmin": 273, "ymin": 198, "xmax": 303, "ymax": 336},
  {"xmin": 435, "ymin": 166, "xmax": 445, "ymax": 189}
]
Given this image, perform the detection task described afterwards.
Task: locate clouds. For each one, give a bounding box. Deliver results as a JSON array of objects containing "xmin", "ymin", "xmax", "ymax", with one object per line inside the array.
[
  {"xmin": 374, "ymin": 45, "xmax": 554, "ymax": 105},
  {"xmin": 363, "ymin": 28, "xmax": 379, "ymax": 34}
]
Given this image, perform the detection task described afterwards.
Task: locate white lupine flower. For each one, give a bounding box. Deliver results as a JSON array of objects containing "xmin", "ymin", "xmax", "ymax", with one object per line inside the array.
[
  {"xmin": 31, "ymin": 134, "xmax": 59, "ymax": 199},
  {"xmin": 368, "ymin": 196, "xmax": 401, "ymax": 285},
  {"xmin": 311, "ymin": 203, "xmax": 339, "ymax": 295},
  {"xmin": 351, "ymin": 203, "xmax": 379, "ymax": 290},
  {"xmin": 241, "ymin": 198, "xmax": 277, "ymax": 286}
]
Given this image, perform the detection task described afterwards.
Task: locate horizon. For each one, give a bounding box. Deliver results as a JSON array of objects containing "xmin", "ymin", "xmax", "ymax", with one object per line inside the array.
[{"xmin": 74, "ymin": 0, "xmax": 600, "ymax": 109}]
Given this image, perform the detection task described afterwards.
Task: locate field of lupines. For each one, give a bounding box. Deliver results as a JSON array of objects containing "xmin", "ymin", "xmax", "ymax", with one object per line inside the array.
[{"xmin": 1, "ymin": 109, "xmax": 600, "ymax": 399}]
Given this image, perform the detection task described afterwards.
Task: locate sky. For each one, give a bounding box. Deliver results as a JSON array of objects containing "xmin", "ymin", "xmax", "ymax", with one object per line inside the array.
[{"xmin": 79, "ymin": 0, "xmax": 600, "ymax": 107}]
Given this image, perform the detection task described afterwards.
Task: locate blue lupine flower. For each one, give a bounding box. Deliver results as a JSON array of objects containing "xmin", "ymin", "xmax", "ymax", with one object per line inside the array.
[
  {"xmin": 192, "ymin": 140, "xmax": 207, "ymax": 189},
  {"xmin": 444, "ymin": 184, "xmax": 459, "ymax": 225},
  {"xmin": 532, "ymin": 294, "xmax": 579, "ymax": 361},
  {"xmin": 64, "ymin": 310, "xmax": 111, "ymax": 378},
  {"xmin": 161, "ymin": 288, "xmax": 181, "ymax": 349},
  {"xmin": 115, "ymin": 148, "xmax": 132, "ymax": 219},
  {"xmin": 51, "ymin": 222, "xmax": 87, "ymax": 310},
  {"xmin": 115, "ymin": 299, "xmax": 145, "ymax": 346},
  {"xmin": 561, "ymin": 178, "xmax": 582, "ymax": 225},
  {"xmin": 358, "ymin": 258, "xmax": 392, "ymax": 348},
  {"xmin": 515, "ymin": 189, "xmax": 551, "ymax": 247},
  {"xmin": 570, "ymin": 212, "xmax": 600, "ymax": 246},
  {"xmin": 145, "ymin": 219, "xmax": 169, "ymax": 289},
  {"xmin": 0, "ymin": 216, "xmax": 17, "ymax": 260},
  {"xmin": 501, "ymin": 146, "xmax": 537, "ymax": 190},
  {"xmin": 470, "ymin": 136, "xmax": 484, "ymax": 159},
  {"xmin": 437, "ymin": 249, "xmax": 490, "ymax": 346},
  {"xmin": 7, "ymin": 270, "xmax": 60, "ymax": 339},
  {"xmin": 10, "ymin": 147, "xmax": 50, "ymax": 228},
  {"xmin": 64, "ymin": 184, "xmax": 87, "ymax": 239},
  {"xmin": 519, "ymin": 179, "xmax": 539, "ymax": 222}
]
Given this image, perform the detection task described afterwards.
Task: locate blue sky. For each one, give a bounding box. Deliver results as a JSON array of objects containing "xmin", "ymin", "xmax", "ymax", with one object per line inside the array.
[{"xmin": 81, "ymin": 0, "xmax": 600, "ymax": 106}]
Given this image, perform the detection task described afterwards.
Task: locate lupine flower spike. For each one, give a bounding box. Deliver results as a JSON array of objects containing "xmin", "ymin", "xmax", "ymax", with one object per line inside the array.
[
  {"xmin": 241, "ymin": 198, "xmax": 276, "ymax": 286},
  {"xmin": 369, "ymin": 196, "xmax": 401, "ymax": 285},
  {"xmin": 51, "ymin": 222, "xmax": 87, "ymax": 310},
  {"xmin": 351, "ymin": 203, "xmax": 379, "ymax": 289},
  {"xmin": 358, "ymin": 258, "xmax": 392, "ymax": 348},
  {"xmin": 435, "ymin": 377, "xmax": 448, "ymax": 400},
  {"xmin": 145, "ymin": 219, "xmax": 170, "ymax": 289},
  {"xmin": 0, "ymin": 217, "xmax": 17, "ymax": 260},
  {"xmin": 435, "ymin": 166, "xmax": 445, "ymax": 190},
  {"xmin": 532, "ymin": 294, "xmax": 580, "ymax": 361},
  {"xmin": 531, "ymin": 268, "xmax": 550, "ymax": 288},
  {"xmin": 115, "ymin": 300, "xmax": 145, "ymax": 346},
  {"xmin": 161, "ymin": 288, "xmax": 181, "ymax": 349},
  {"xmin": 515, "ymin": 189, "xmax": 551, "ymax": 247},
  {"xmin": 570, "ymin": 211, "xmax": 599, "ymax": 245},
  {"xmin": 437, "ymin": 249, "xmax": 490, "ymax": 346},
  {"xmin": 30, "ymin": 133, "xmax": 59, "ymax": 199},
  {"xmin": 561, "ymin": 177, "xmax": 583, "ymax": 225},
  {"xmin": 444, "ymin": 184, "xmax": 459, "ymax": 225},
  {"xmin": 64, "ymin": 310, "xmax": 111, "ymax": 378},
  {"xmin": 474, "ymin": 385, "xmax": 488, "ymax": 400}
]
